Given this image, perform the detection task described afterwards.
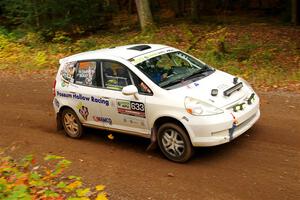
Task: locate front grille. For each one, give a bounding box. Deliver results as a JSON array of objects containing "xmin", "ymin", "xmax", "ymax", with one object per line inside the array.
[
  {"xmin": 235, "ymin": 112, "xmax": 257, "ymax": 131},
  {"xmin": 211, "ymin": 111, "xmax": 258, "ymax": 137}
]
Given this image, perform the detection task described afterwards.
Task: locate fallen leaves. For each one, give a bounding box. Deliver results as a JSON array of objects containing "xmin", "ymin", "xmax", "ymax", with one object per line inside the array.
[
  {"xmin": 66, "ymin": 180, "xmax": 83, "ymax": 191},
  {"xmin": 96, "ymin": 192, "xmax": 109, "ymax": 200},
  {"xmin": 0, "ymin": 154, "xmax": 108, "ymax": 199},
  {"xmin": 95, "ymin": 185, "xmax": 105, "ymax": 191}
]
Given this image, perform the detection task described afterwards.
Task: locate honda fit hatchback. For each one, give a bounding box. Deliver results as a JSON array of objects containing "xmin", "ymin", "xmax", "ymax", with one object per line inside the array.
[{"xmin": 53, "ymin": 44, "xmax": 260, "ymax": 162}]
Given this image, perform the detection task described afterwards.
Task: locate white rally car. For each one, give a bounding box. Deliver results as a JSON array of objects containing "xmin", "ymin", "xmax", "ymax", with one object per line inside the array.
[{"xmin": 53, "ymin": 44, "xmax": 260, "ymax": 162}]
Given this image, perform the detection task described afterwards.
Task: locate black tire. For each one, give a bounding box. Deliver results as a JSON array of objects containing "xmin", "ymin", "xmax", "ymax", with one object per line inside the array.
[
  {"xmin": 61, "ymin": 108, "xmax": 83, "ymax": 138},
  {"xmin": 157, "ymin": 123, "xmax": 194, "ymax": 162}
]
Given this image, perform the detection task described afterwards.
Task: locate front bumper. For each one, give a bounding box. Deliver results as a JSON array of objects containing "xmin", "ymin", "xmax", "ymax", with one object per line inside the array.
[{"xmin": 183, "ymin": 98, "xmax": 260, "ymax": 147}]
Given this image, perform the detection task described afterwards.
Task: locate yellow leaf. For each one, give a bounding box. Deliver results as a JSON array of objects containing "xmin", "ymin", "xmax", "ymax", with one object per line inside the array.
[
  {"xmin": 107, "ymin": 134, "xmax": 114, "ymax": 140},
  {"xmin": 79, "ymin": 197, "xmax": 90, "ymax": 200},
  {"xmin": 66, "ymin": 180, "xmax": 82, "ymax": 190},
  {"xmin": 95, "ymin": 185, "xmax": 105, "ymax": 191},
  {"xmin": 76, "ymin": 188, "xmax": 90, "ymax": 197},
  {"xmin": 96, "ymin": 193, "xmax": 108, "ymax": 200}
]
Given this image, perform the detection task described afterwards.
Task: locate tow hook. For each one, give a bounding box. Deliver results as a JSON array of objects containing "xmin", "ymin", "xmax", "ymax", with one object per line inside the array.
[{"xmin": 229, "ymin": 113, "xmax": 238, "ymax": 141}]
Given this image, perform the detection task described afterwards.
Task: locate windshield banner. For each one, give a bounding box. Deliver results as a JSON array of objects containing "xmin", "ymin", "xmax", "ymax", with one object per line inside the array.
[{"xmin": 128, "ymin": 48, "xmax": 177, "ymax": 65}]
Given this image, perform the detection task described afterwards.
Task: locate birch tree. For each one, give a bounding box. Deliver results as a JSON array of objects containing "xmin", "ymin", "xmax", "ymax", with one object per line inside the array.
[{"xmin": 135, "ymin": 0, "xmax": 154, "ymax": 31}]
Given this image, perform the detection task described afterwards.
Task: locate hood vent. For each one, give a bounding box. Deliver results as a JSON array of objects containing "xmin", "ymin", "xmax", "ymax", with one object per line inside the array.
[
  {"xmin": 128, "ymin": 45, "xmax": 151, "ymax": 51},
  {"xmin": 224, "ymin": 82, "xmax": 243, "ymax": 97}
]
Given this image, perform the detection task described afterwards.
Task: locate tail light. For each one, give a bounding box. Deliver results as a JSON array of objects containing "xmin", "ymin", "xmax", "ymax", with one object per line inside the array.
[{"xmin": 52, "ymin": 80, "xmax": 56, "ymax": 96}]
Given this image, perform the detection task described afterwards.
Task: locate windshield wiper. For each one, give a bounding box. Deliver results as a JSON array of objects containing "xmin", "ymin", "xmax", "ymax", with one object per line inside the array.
[
  {"xmin": 161, "ymin": 66, "xmax": 214, "ymax": 89},
  {"xmin": 160, "ymin": 78, "xmax": 184, "ymax": 88},
  {"xmin": 182, "ymin": 66, "xmax": 214, "ymax": 81}
]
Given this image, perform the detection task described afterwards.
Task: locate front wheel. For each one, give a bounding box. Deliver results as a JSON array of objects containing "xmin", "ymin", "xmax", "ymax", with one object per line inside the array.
[
  {"xmin": 61, "ymin": 108, "xmax": 83, "ymax": 138},
  {"xmin": 157, "ymin": 123, "xmax": 194, "ymax": 162}
]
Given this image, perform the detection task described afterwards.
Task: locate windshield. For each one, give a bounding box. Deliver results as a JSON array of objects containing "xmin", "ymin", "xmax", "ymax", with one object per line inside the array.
[{"xmin": 135, "ymin": 51, "xmax": 214, "ymax": 89}]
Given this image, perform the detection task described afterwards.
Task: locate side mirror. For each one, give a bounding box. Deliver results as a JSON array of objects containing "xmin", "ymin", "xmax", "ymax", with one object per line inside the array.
[{"xmin": 122, "ymin": 85, "xmax": 138, "ymax": 96}]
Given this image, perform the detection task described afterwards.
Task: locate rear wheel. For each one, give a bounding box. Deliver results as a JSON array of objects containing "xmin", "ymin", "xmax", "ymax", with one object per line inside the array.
[
  {"xmin": 157, "ymin": 123, "xmax": 194, "ymax": 162},
  {"xmin": 61, "ymin": 108, "xmax": 83, "ymax": 138}
]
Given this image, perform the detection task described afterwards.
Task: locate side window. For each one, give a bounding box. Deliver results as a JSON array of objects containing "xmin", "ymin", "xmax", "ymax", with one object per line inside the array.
[
  {"xmin": 102, "ymin": 61, "xmax": 132, "ymax": 91},
  {"xmin": 60, "ymin": 61, "xmax": 76, "ymax": 82},
  {"xmin": 74, "ymin": 61, "xmax": 97, "ymax": 87},
  {"xmin": 130, "ymin": 72, "xmax": 152, "ymax": 95}
]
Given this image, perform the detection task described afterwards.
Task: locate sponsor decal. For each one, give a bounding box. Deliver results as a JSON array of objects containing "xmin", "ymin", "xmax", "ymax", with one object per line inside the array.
[
  {"xmin": 129, "ymin": 49, "xmax": 177, "ymax": 65},
  {"xmin": 57, "ymin": 91, "xmax": 72, "ymax": 98},
  {"xmin": 56, "ymin": 91, "xmax": 109, "ymax": 106},
  {"xmin": 91, "ymin": 96, "xmax": 109, "ymax": 106},
  {"xmin": 73, "ymin": 93, "xmax": 90, "ymax": 101},
  {"xmin": 117, "ymin": 100, "xmax": 145, "ymax": 118},
  {"xmin": 123, "ymin": 116, "xmax": 145, "ymax": 127},
  {"xmin": 93, "ymin": 116, "xmax": 112, "ymax": 125},
  {"xmin": 76, "ymin": 102, "xmax": 89, "ymax": 120},
  {"xmin": 117, "ymin": 100, "xmax": 130, "ymax": 109},
  {"xmin": 186, "ymin": 82, "xmax": 200, "ymax": 89}
]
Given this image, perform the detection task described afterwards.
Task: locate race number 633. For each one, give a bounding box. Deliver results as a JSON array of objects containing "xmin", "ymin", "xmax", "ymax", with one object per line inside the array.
[{"xmin": 130, "ymin": 102, "xmax": 145, "ymax": 112}]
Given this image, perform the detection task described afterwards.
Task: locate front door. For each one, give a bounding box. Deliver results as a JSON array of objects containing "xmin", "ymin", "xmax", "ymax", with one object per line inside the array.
[{"xmin": 98, "ymin": 60, "xmax": 151, "ymax": 136}]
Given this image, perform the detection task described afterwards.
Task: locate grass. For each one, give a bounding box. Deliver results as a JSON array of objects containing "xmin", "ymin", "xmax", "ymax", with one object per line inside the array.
[{"xmin": 0, "ymin": 22, "xmax": 299, "ymax": 90}]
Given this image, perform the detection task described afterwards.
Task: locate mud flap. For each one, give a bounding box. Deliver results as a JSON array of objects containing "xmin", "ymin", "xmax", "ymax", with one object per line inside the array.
[
  {"xmin": 146, "ymin": 127, "xmax": 158, "ymax": 151},
  {"xmin": 56, "ymin": 112, "xmax": 63, "ymax": 131}
]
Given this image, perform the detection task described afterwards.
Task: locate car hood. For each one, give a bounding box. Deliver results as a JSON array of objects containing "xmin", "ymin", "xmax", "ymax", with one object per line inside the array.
[{"xmin": 168, "ymin": 70, "xmax": 249, "ymax": 108}]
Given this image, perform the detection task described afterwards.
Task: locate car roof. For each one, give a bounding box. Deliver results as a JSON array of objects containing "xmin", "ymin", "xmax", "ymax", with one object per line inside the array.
[{"xmin": 60, "ymin": 44, "xmax": 170, "ymax": 64}]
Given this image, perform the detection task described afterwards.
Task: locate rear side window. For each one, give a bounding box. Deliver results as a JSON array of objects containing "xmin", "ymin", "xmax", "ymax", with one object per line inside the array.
[
  {"xmin": 74, "ymin": 61, "xmax": 97, "ymax": 86},
  {"xmin": 60, "ymin": 61, "xmax": 76, "ymax": 82}
]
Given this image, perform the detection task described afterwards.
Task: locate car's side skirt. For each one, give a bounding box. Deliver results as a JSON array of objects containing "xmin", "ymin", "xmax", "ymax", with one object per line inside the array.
[{"xmin": 82, "ymin": 123, "xmax": 151, "ymax": 139}]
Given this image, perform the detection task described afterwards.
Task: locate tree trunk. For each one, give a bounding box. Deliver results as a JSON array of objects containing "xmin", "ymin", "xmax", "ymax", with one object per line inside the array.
[
  {"xmin": 135, "ymin": 0, "xmax": 154, "ymax": 31},
  {"xmin": 170, "ymin": 0, "xmax": 184, "ymax": 18},
  {"xmin": 128, "ymin": 0, "xmax": 133, "ymax": 14},
  {"xmin": 291, "ymin": 0, "xmax": 299, "ymax": 25},
  {"xmin": 191, "ymin": 0, "xmax": 199, "ymax": 22}
]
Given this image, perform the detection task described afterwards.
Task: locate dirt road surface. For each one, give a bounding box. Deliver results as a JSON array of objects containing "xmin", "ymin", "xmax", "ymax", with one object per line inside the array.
[{"xmin": 0, "ymin": 74, "xmax": 299, "ymax": 200}]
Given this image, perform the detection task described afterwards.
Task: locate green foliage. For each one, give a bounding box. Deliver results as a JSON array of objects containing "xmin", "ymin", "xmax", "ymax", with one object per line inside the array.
[
  {"xmin": 0, "ymin": 22, "xmax": 299, "ymax": 89},
  {"xmin": 52, "ymin": 32, "xmax": 72, "ymax": 44},
  {"xmin": 0, "ymin": 0, "xmax": 112, "ymax": 37},
  {"xmin": 74, "ymin": 38, "xmax": 98, "ymax": 52},
  {"xmin": 0, "ymin": 154, "xmax": 108, "ymax": 200},
  {"xmin": 230, "ymin": 36, "xmax": 259, "ymax": 61}
]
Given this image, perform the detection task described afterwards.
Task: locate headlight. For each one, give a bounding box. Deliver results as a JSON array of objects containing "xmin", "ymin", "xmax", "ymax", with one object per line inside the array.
[{"xmin": 184, "ymin": 97, "xmax": 224, "ymax": 116}]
